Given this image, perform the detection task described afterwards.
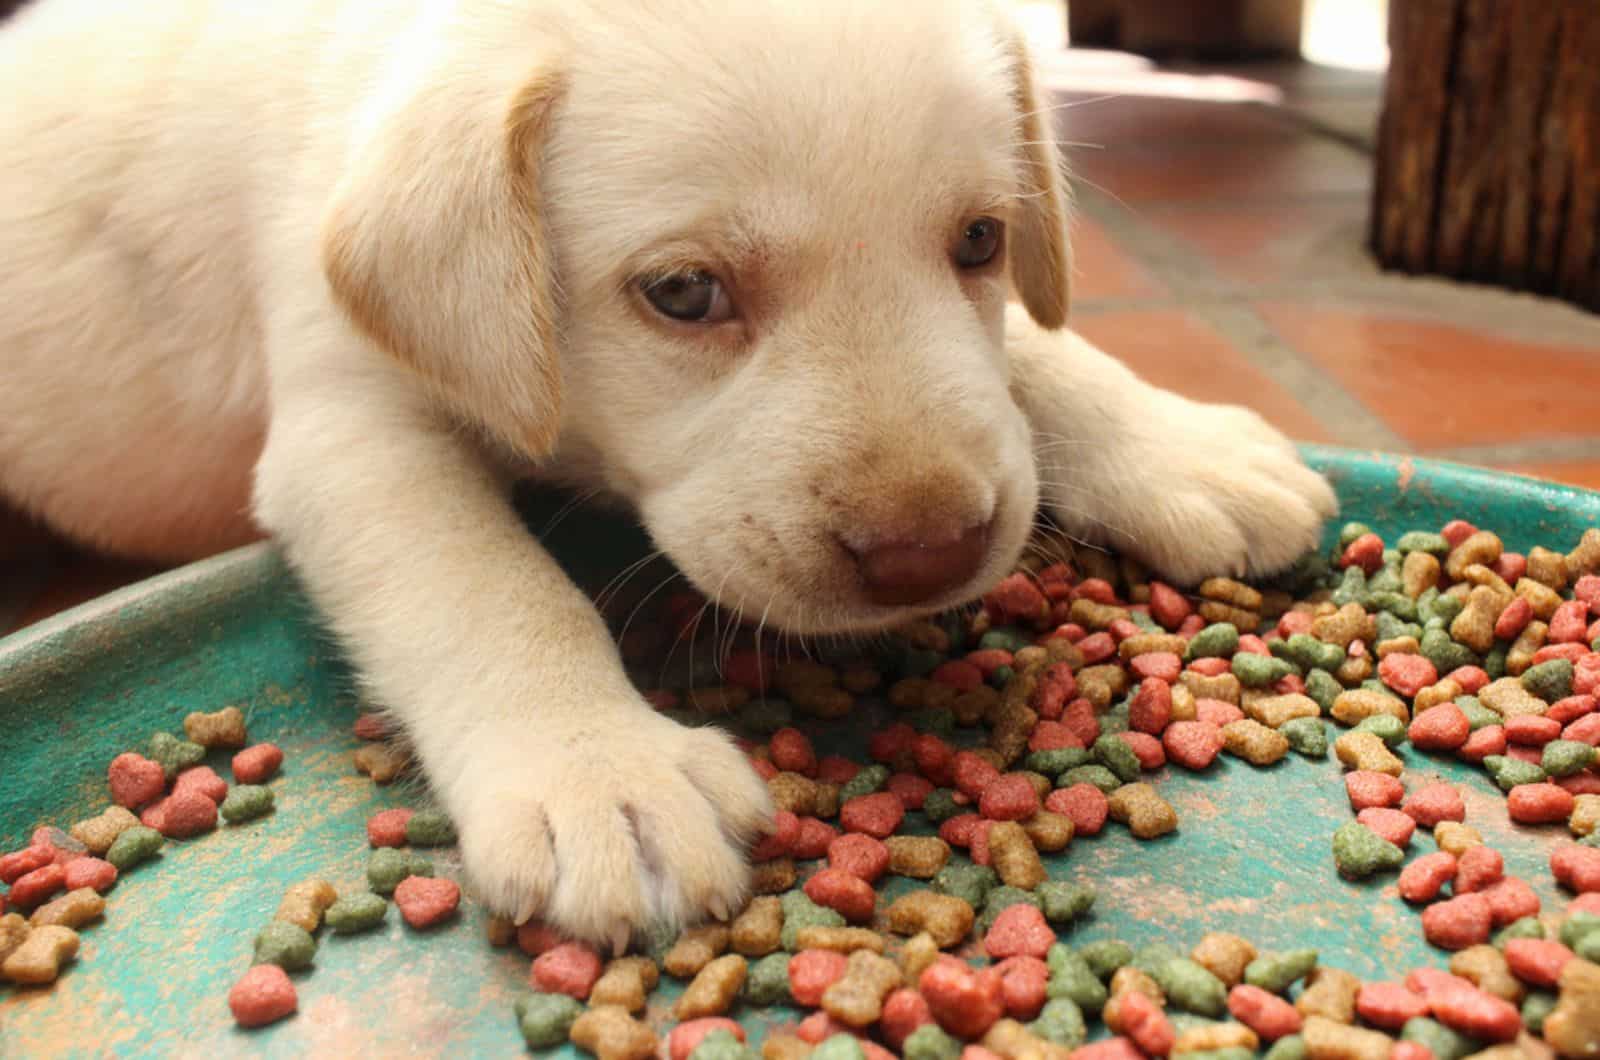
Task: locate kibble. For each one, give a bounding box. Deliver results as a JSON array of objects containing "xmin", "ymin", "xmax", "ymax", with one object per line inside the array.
[{"xmin": 183, "ymin": 705, "xmax": 248, "ymax": 748}]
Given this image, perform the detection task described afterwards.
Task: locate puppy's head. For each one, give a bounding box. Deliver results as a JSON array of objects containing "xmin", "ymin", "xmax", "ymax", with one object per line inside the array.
[{"xmin": 325, "ymin": 0, "xmax": 1070, "ymax": 635}]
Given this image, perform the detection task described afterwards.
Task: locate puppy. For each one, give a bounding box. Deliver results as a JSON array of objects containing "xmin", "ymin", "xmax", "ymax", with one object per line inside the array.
[{"xmin": 0, "ymin": 0, "xmax": 1335, "ymax": 948}]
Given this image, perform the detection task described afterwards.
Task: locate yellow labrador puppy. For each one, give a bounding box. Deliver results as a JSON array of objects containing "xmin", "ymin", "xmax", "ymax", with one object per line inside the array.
[{"xmin": 0, "ymin": 0, "xmax": 1335, "ymax": 948}]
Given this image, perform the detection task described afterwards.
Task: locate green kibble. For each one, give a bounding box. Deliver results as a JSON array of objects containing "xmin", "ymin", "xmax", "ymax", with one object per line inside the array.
[
  {"xmin": 1093, "ymin": 735, "xmax": 1141, "ymax": 783},
  {"xmin": 901, "ymin": 648, "xmax": 944, "ymax": 679},
  {"xmin": 1080, "ymin": 939, "xmax": 1133, "ymax": 980},
  {"xmin": 1233, "ymin": 653, "xmax": 1296, "ymax": 688},
  {"xmin": 1583, "ymin": 832, "xmax": 1600, "ymax": 849},
  {"xmin": 1305, "ymin": 669, "xmax": 1342, "ymax": 713},
  {"xmin": 1338, "ymin": 522, "xmax": 1373, "ymax": 548},
  {"xmin": 690, "ymin": 1029, "xmax": 757, "ymax": 1060},
  {"xmin": 1374, "ymin": 611, "xmax": 1416, "ymax": 644},
  {"xmin": 1037, "ymin": 881, "xmax": 1096, "ymax": 924},
  {"xmin": 741, "ymin": 952, "xmax": 792, "ymax": 1006},
  {"xmin": 106, "ymin": 825, "xmax": 164, "ymax": 870},
  {"xmin": 739, "ymin": 698, "xmax": 793, "ymax": 735},
  {"xmin": 1025, "ymin": 748, "xmax": 1090, "ymax": 776},
  {"xmin": 1494, "ymin": 916, "xmax": 1546, "ymax": 947},
  {"xmin": 1421, "ymin": 628, "xmax": 1477, "ymax": 674},
  {"xmin": 1130, "ymin": 942, "xmax": 1182, "ymax": 976},
  {"xmin": 515, "ymin": 993, "xmax": 583, "ymax": 1049},
  {"xmin": 1401, "ymin": 1018, "xmax": 1475, "ymax": 1060},
  {"xmin": 1367, "ymin": 567, "xmax": 1404, "ymax": 597},
  {"xmin": 219, "ymin": 785, "xmax": 275, "ymax": 823},
  {"xmin": 1353, "ymin": 713, "xmax": 1407, "ymax": 748},
  {"xmin": 922, "ymin": 789, "xmax": 964, "ymax": 824},
  {"xmin": 1281, "ymin": 717, "xmax": 1329, "ymax": 758},
  {"xmin": 903, "ymin": 1024, "xmax": 962, "ymax": 1060},
  {"xmin": 780, "ymin": 891, "xmax": 845, "ymax": 950},
  {"xmin": 148, "ymin": 731, "xmax": 206, "ymax": 780},
  {"xmin": 990, "ymin": 666, "xmax": 1016, "ymax": 689},
  {"xmin": 1181, "ymin": 1050, "xmax": 1254, "ymax": 1060},
  {"xmin": 1031, "ymin": 997, "xmax": 1087, "ymax": 1048},
  {"xmin": 1542, "ymin": 739, "xmax": 1596, "ymax": 777},
  {"xmin": 1559, "ymin": 911, "xmax": 1600, "ymax": 949},
  {"xmin": 1332, "ymin": 567, "xmax": 1367, "ymax": 606},
  {"xmin": 1244, "ymin": 949, "xmax": 1318, "ymax": 993},
  {"xmin": 1428, "ymin": 593, "xmax": 1466, "ymax": 626},
  {"xmin": 1282, "ymin": 635, "xmax": 1346, "ymax": 674},
  {"xmin": 1154, "ymin": 958, "xmax": 1228, "ymax": 1016},
  {"xmin": 907, "ymin": 707, "xmax": 957, "ymax": 739},
  {"xmin": 981, "ymin": 628, "xmax": 1031, "ymax": 653},
  {"xmin": 1485, "ymin": 645, "xmax": 1508, "ymax": 680},
  {"xmin": 1046, "ymin": 943, "xmax": 1108, "ymax": 1010},
  {"xmin": 812, "ymin": 1035, "xmax": 866, "ymax": 1060},
  {"xmin": 1578, "ymin": 930, "xmax": 1600, "ymax": 961},
  {"xmin": 839, "ymin": 764, "xmax": 891, "ymax": 803},
  {"xmin": 367, "ymin": 848, "xmax": 433, "ymax": 895},
  {"xmin": 254, "ymin": 920, "xmax": 316, "ymax": 971},
  {"xmin": 1457, "ymin": 696, "xmax": 1499, "ymax": 731},
  {"xmin": 1484, "ymin": 755, "xmax": 1547, "ymax": 792},
  {"xmin": 1060, "ymin": 764, "xmax": 1121, "ymax": 794},
  {"xmin": 1369, "ymin": 592, "xmax": 1417, "ymax": 621},
  {"xmin": 1333, "ymin": 820, "xmax": 1404, "ymax": 878},
  {"xmin": 1522, "ymin": 659, "xmax": 1574, "ymax": 703},
  {"xmin": 1263, "ymin": 1035, "xmax": 1308, "ymax": 1060},
  {"xmin": 1186, "ymin": 623, "xmax": 1240, "ymax": 661},
  {"xmin": 934, "ymin": 863, "xmax": 999, "ymax": 908},
  {"xmin": 1398, "ymin": 531, "xmax": 1449, "ymax": 556},
  {"xmin": 325, "ymin": 892, "xmax": 388, "ymax": 934},
  {"xmin": 1521, "ymin": 991, "xmax": 1557, "ymax": 1035}
]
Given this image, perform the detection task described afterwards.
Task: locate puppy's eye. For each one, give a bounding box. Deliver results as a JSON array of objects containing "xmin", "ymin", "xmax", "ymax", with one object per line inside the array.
[
  {"xmin": 641, "ymin": 270, "xmax": 735, "ymax": 324},
  {"xmin": 954, "ymin": 217, "xmax": 1003, "ymax": 269}
]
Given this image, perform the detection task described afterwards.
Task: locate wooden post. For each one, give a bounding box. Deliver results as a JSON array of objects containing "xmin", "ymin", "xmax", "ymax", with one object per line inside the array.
[{"xmin": 1371, "ymin": 0, "xmax": 1600, "ymax": 312}]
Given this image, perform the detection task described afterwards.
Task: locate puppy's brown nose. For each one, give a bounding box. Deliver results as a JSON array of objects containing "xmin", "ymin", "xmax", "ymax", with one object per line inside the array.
[{"xmin": 848, "ymin": 521, "xmax": 991, "ymax": 607}]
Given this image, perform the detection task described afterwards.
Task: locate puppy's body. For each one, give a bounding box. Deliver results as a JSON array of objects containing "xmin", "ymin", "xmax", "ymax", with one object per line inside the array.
[{"xmin": 0, "ymin": 0, "xmax": 1335, "ymax": 945}]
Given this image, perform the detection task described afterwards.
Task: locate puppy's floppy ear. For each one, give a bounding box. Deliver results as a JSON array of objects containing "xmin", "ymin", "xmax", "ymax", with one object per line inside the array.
[
  {"xmin": 322, "ymin": 61, "xmax": 566, "ymax": 460},
  {"xmin": 1002, "ymin": 33, "xmax": 1072, "ymax": 330}
]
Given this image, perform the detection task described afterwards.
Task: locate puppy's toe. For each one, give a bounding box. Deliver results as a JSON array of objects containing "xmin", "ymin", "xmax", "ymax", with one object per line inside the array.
[
  {"xmin": 676, "ymin": 725, "xmax": 776, "ymax": 845},
  {"xmin": 455, "ymin": 793, "xmax": 557, "ymax": 927}
]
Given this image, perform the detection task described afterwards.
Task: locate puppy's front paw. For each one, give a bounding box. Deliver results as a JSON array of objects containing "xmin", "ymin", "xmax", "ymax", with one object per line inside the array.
[
  {"xmin": 1041, "ymin": 397, "xmax": 1337, "ymax": 585},
  {"xmin": 448, "ymin": 708, "xmax": 773, "ymax": 952}
]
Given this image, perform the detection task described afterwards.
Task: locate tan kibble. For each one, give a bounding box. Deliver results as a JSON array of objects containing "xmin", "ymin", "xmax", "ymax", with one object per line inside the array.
[
  {"xmin": 1435, "ymin": 821, "xmax": 1484, "ymax": 856},
  {"xmin": 1335, "ymin": 653, "xmax": 1374, "ymax": 687},
  {"xmin": 1402, "ymin": 551, "xmax": 1441, "ymax": 597},
  {"xmin": 1180, "ymin": 671, "xmax": 1243, "ymax": 705},
  {"xmin": 70, "ymin": 805, "xmax": 140, "ymax": 855},
  {"xmin": 1106, "ymin": 783, "xmax": 1178, "ymax": 838},
  {"xmin": 982, "ymin": 1018, "xmax": 1074, "ymax": 1060},
  {"xmin": 922, "ymin": 682, "xmax": 958, "ymax": 713},
  {"xmin": 1541, "ymin": 957, "xmax": 1600, "ymax": 1060},
  {"xmin": 1313, "ymin": 604, "xmax": 1375, "ymax": 647},
  {"xmin": 1080, "ymin": 664, "xmax": 1130, "ymax": 702},
  {"xmin": 353, "ymin": 744, "xmax": 410, "ymax": 783},
  {"xmin": 988, "ymin": 821, "xmax": 1047, "ymax": 887},
  {"xmin": 1259, "ymin": 590, "xmax": 1294, "ymax": 619},
  {"xmin": 889, "ymin": 678, "xmax": 933, "ymax": 710},
  {"xmin": 1222, "ymin": 719, "xmax": 1291, "ymax": 767},
  {"xmin": 1044, "ymin": 638, "xmax": 1085, "ymax": 669},
  {"xmin": 29, "ymin": 888, "xmax": 104, "ymax": 930},
  {"xmin": 953, "ymin": 687, "xmax": 999, "ymax": 726},
  {"xmin": 886, "ymin": 836, "xmax": 951, "ymax": 878},
  {"xmin": 1571, "ymin": 794, "xmax": 1600, "ymax": 837},
  {"xmin": 886, "ymin": 891, "xmax": 975, "ymax": 948},
  {"xmin": 1567, "ymin": 529, "xmax": 1600, "ymax": 577},
  {"xmin": 767, "ymin": 772, "xmax": 819, "ymax": 816},
  {"xmin": 777, "ymin": 659, "xmax": 837, "ymax": 692},
  {"xmin": 1451, "ymin": 587, "xmax": 1503, "ymax": 653},
  {"xmin": 1110, "ymin": 965, "xmax": 1166, "ymax": 1005},
  {"xmin": 1334, "ymin": 731, "xmax": 1404, "ymax": 776},
  {"xmin": 1414, "ymin": 679, "xmax": 1464, "ymax": 712},
  {"xmin": 1450, "ymin": 945, "xmax": 1523, "ymax": 1003},
  {"xmin": 688, "ymin": 685, "xmax": 749, "ymax": 714},
  {"xmin": 989, "ymin": 705, "xmax": 1038, "ymax": 767},
  {"xmin": 1191, "ymin": 932, "xmax": 1257, "ymax": 988},
  {"xmin": 839, "ymin": 664, "xmax": 882, "ymax": 694},
  {"xmin": 813, "ymin": 782, "xmax": 842, "ymax": 820},
  {"xmin": 731, "ymin": 896, "xmax": 783, "ymax": 957},
  {"xmin": 1375, "ymin": 636, "xmax": 1421, "ymax": 659},
  {"xmin": 898, "ymin": 620, "xmax": 951, "ymax": 652},
  {"xmin": 676, "ymin": 954, "xmax": 747, "ymax": 1019},
  {"xmin": 1330, "ymin": 689, "xmax": 1409, "ymax": 726},
  {"xmin": 761, "ymin": 1034, "xmax": 813, "ymax": 1060},
  {"xmin": 1460, "ymin": 564, "xmax": 1514, "ymax": 599},
  {"xmin": 792, "ymin": 685, "xmax": 853, "ymax": 719},
  {"xmin": 1302, "ymin": 1014, "xmax": 1392, "ymax": 1060},
  {"xmin": 1198, "ymin": 601, "xmax": 1260, "ymax": 630},
  {"xmin": 1070, "ymin": 598, "xmax": 1130, "ymax": 630},
  {"xmin": 1, "ymin": 924, "xmax": 79, "ymax": 985},
  {"xmin": 1296, "ymin": 966, "xmax": 1361, "ymax": 1022},
  {"xmin": 1506, "ymin": 622, "xmax": 1549, "ymax": 678},
  {"xmin": 794, "ymin": 927, "xmax": 886, "ymax": 953},
  {"xmin": 1515, "ymin": 578, "xmax": 1564, "ymax": 621},
  {"xmin": 971, "ymin": 748, "xmax": 1008, "ymax": 772},
  {"xmin": 663, "ymin": 924, "xmax": 730, "ymax": 979},
  {"xmin": 0, "ymin": 914, "xmax": 30, "ymax": 965},
  {"xmin": 1021, "ymin": 811, "xmax": 1074, "ymax": 853},
  {"xmin": 899, "ymin": 931, "xmax": 942, "ymax": 983},
  {"xmin": 590, "ymin": 959, "xmax": 651, "ymax": 1012},
  {"xmin": 1012, "ymin": 646, "xmax": 1049, "ymax": 671},
  {"xmin": 1246, "ymin": 694, "xmax": 1320, "ymax": 729},
  {"xmin": 182, "ymin": 705, "xmax": 248, "ymax": 749},
  {"xmin": 822, "ymin": 949, "xmax": 902, "ymax": 1028},
  {"xmin": 1446, "ymin": 530, "xmax": 1504, "ymax": 580},
  {"xmin": 1019, "ymin": 772, "xmax": 1052, "ymax": 801},
  {"xmin": 1119, "ymin": 633, "xmax": 1189, "ymax": 661},
  {"xmin": 752, "ymin": 858, "xmax": 797, "ymax": 894},
  {"xmin": 1173, "ymin": 1021, "xmax": 1259, "ymax": 1054},
  {"xmin": 1526, "ymin": 547, "xmax": 1570, "ymax": 590},
  {"xmin": 486, "ymin": 915, "xmax": 515, "ymax": 947},
  {"xmin": 1200, "ymin": 577, "xmax": 1264, "ymax": 611},
  {"xmin": 1170, "ymin": 684, "xmax": 1198, "ymax": 722},
  {"xmin": 569, "ymin": 1005, "xmax": 657, "ymax": 1060},
  {"xmin": 1480, "ymin": 678, "xmax": 1549, "ymax": 718},
  {"xmin": 276, "ymin": 879, "xmax": 337, "ymax": 933}
]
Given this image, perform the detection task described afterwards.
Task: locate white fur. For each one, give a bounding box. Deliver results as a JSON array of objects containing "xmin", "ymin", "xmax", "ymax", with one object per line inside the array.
[{"xmin": 0, "ymin": 0, "xmax": 1335, "ymax": 946}]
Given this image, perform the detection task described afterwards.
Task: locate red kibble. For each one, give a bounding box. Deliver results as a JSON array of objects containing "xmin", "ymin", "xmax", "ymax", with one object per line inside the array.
[
  {"xmin": 795, "ymin": 1012, "xmax": 854, "ymax": 1045},
  {"xmin": 1441, "ymin": 520, "xmax": 1478, "ymax": 547},
  {"xmin": 1577, "ymin": 575, "xmax": 1600, "ymax": 612},
  {"xmin": 1107, "ymin": 619, "xmax": 1141, "ymax": 643},
  {"xmin": 1129, "ymin": 678, "xmax": 1172, "ymax": 735},
  {"xmin": 869, "ymin": 724, "xmax": 918, "ymax": 766},
  {"xmin": 367, "ymin": 808, "xmax": 415, "ymax": 848},
  {"xmin": 1494, "ymin": 552, "xmax": 1528, "ymax": 584},
  {"xmin": 352, "ymin": 712, "xmax": 391, "ymax": 741},
  {"xmin": 1077, "ymin": 634, "xmax": 1116, "ymax": 665},
  {"xmin": 1503, "ymin": 938, "xmax": 1574, "ymax": 988},
  {"xmin": 1552, "ymin": 842, "xmax": 1600, "ymax": 892},
  {"xmin": 1559, "ymin": 773, "xmax": 1600, "ymax": 796},
  {"xmin": 1548, "ymin": 695, "xmax": 1597, "ymax": 726},
  {"xmin": 1355, "ymin": 982, "xmax": 1429, "ymax": 1031},
  {"xmin": 1118, "ymin": 987, "xmax": 1177, "ymax": 1056},
  {"xmin": 1235, "ymin": 634, "xmax": 1269, "ymax": 656},
  {"xmin": 156, "ymin": 790, "xmax": 218, "ymax": 839},
  {"xmin": 1567, "ymin": 713, "xmax": 1600, "ymax": 746},
  {"xmin": 1428, "ymin": 981, "xmax": 1522, "ymax": 1042},
  {"xmin": 723, "ymin": 649, "xmax": 774, "ymax": 693},
  {"xmin": 769, "ymin": 728, "xmax": 817, "ymax": 777},
  {"xmin": 969, "ymin": 821, "xmax": 994, "ymax": 867},
  {"xmin": 1507, "ymin": 783, "xmax": 1574, "ymax": 824},
  {"xmin": 979, "ymin": 774, "xmax": 1040, "ymax": 822},
  {"xmin": 62, "ymin": 857, "xmax": 117, "ymax": 893},
  {"xmin": 985, "ymin": 573, "xmax": 1047, "ymax": 622},
  {"xmin": 1399, "ymin": 852, "xmax": 1458, "ymax": 903},
  {"xmin": 232, "ymin": 743, "xmax": 284, "ymax": 784},
  {"xmin": 1506, "ymin": 745, "xmax": 1543, "ymax": 766},
  {"xmin": 881, "ymin": 988, "xmax": 935, "ymax": 1049},
  {"xmin": 953, "ymin": 752, "xmax": 1002, "ymax": 800},
  {"xmin": 1177, "ymin": 614, "xmax": 1207, "ymax": 637},
  {"xmin": 1129, "ymin": 653, "xmax": 1182, "ymax": 683},
  {"xmin": 1188, "ymin": 657, "xmax": 1232, "ymax": 678},
  {"xmin": 1278, "ymin": 611, "xmax": 1315, "ymax": 637},
  {"xmin": 173, "ymin": 765, "xmax": 228, "ymax": 804},
  {"xmin": 1355, "ymin": 807, "xmax": 1415, "ymax": 848},
  {"xmin": 1346, "ymin": 771, "xmax": 1405, "ymax": 811},
  {"xmin": 789, "ymin": 949, "xmax": 850, "ymax": 1006},
  {"xmin": 839, "ymin": 792, "xmax": 904, "ymax": 839},
  {"xmin": 1070, "ymin": 1039, "xmax": 1144, "ymax": 1060},
  {"xmin": 1033, "ymin": 664, "xmax": 1079, "ymax": 721},
  {"xmin": 931, "ymin": 660, "xmax": 984, "ymax": 693},
  {"xmin": 751, "ymin": 810, "xmax": 801, "ymax": 862},
  {"xmin": 1379, "ymin": 653, "xmax": 1438, "ymax": 698},
  {"xmin": 644, "ymin": 690, "xmax": 680, "ymax": 712},
  {"xmin": 1505, "ymin": 715, "xmax": 1562, "ymax": 746},
  {"xmin": 229, "ymin": 964, "xmax": 297, "ymax": 1027},
  {"xmin": 1532, "ymin": 643, "xmax": 1588, "ymax": 666},
  {"xmin": 1401, "ymin": 782, "xmax": 1465, "ymax": 827},
  {"xmin": 913, "ymin": 735, "xmax": 956, "ymax": 786},
  {"xmin": 828, "ymin": 833, "xmax": 890, "ymax": 884},
  {"xmin": 1340, "ymin": 533, "xmax": 1384, "ymax": 573},
  {"xmin": 1118, "ymin": 731, "xmax": 1165, "ymax": 771},
  {"xmin": 1494, "ymin": 597, "xmax": 1534, "ymax": 641},
  {"xmin": 1409, "ymin": 704, "xmax": 1471, "ymax": 751},
  {"xmin": 920, "ymin": 957, "xmax": 1005, "ymax": 1040},
  {"xmin": 669, "ymin": 1019, "xmax": 746, "ymax": 1060},
  {"xmin": 1406, "ymin": 968, "xmax": 1474, "ymax": 999},
  {"xmin": 1454, "ymin": 845, "xmax": 1504, "ymax": 893},
  {"xmin": 965, "ymin": 649, "xmax": 1015, "ymax": 677},
  {"xmin": 1550, "ymin": 600, "xmax": 1590, "ymax": 643},
  {"xmin": 750, "ymin": 758, "xmax": 779, "ymax": 781},
  {"xmin": 887, "ymin": 772, "xmax": 933, "ymax": 811},
  {"xmin": 1196, "ymin": 699, "xmax": 1245, "ymax": 728},
  {"xmin": 1028, "ymin": 722, "xmax": 1084, "ymax": 753},
  {"xmin": 107, "ymin": 752, "xmax": 166, "ymax": 810},
  {"xmin": 1449, "ymin": 666, "xmax": 1491, "ymax": 694},
  {"xmin": 817, "ymin": 755, "xmax": 860, "ymax": 784},
  {"xmin": 791, "ymin": 817, "xmax": 838, "ymax": 860},
  {"xmin": 1458, "ymin": 725, "xmax": 1507, "ymax": 763},
  {"xmin": 1275, "ymin": 674, "xmax": 1307, "ymax": 696},
  {"xmin": 1163, "ymin": 721, "xmax": 1224, "ymax": 771},
  {"xmin": 394, "ymin": 875, "xmax": 460, "ymax": 929},
  {"xmin": 939, "ymin": 814, "xmax": 981, "ymax": 849},
  {"xmin": 1572, "ymin": 892, "xmax": 1600, "ymax": 916},
  {"xmin": 1482, "ymin": 876, "xmax": 1542, "ymax": 926},
  {"xmin": 515, "ymin": 921, "xmax": 564, "ymax": 956},
  {"xmin": 804, "ymin": 867, "xmax": 877, "ymax": 923},
  {"xmin": 1577, "ymin": 656, "xmax": 1600, "ymax": 697},
  {"xmin": 1044, "ymin": 783, "xmax": 1108, "ymax": 836},
  {"xmin": 1061, "ymin": 699, "xmax": 1101, "ymax": 745},
  {"xmin": 531, "ymin": 942, "xmax": 603, "ymax": 1000},
  {"xmin": 1422, "ymin": 893, "xmax": 1493, "ymax": 950},
  {"xmin": 1227, "ymin": 984, "xmax": 1302, "ymax": 1041},
  {"xmin": 1046, "ymin": 622, "xmax": 1085, "ymax": 644},
  {"xmin": 1074, "ymin": 579, "xmax": 1118, "ymax": 605},
  {"xmin": 995, "ymin": 956, "xmax": 1049, "ymax": 1021},
  {"xmin": 8, "ymin": 863, "xmax": 66, "ymax": 909},
  {"xmin": 0, "ymin": 844, "xmax": 54, "ymax": 885},
  {"xmin": 983, "ymin": 903, "xmax": 1054, "ymax": 960},
  {"xmin": 1149, "ymin": 581, "xmax": 1192, "ymax": 631}
]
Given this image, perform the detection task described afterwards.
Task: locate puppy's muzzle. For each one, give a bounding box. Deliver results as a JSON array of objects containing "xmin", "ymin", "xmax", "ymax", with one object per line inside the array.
[{"xmin": 844, "ymin": 518, "xmax": 992, "ymax": 607}]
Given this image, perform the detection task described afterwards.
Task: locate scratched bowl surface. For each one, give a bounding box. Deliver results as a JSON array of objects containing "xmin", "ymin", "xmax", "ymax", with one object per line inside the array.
[{"xmin": 3, "ymin": 445, "xmax": 1599, "ymax": 1059}]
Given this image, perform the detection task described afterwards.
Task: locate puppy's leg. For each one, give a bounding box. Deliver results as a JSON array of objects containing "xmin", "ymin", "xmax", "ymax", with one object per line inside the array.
[
  {"xmin": 253, "ymin": 357, "xmax": 771, "ymax": 951},
  {"xmin": 1006, "ymin": 304, "xmax": 1338, "ymax": 583}
]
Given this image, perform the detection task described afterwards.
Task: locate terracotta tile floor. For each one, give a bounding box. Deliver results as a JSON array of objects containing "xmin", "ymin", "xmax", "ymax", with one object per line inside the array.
[{"xmin": 7, "ymin": 43, "xmax": 1600, "ymax": 637}]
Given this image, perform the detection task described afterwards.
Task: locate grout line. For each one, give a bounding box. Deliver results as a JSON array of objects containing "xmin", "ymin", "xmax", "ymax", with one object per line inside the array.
[{"xmin": 1427, "ymin": 438, "xmax": 1600, "ymax": 469}]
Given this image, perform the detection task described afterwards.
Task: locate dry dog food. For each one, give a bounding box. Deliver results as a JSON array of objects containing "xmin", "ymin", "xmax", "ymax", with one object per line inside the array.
[
  {"xmin": 183, "ymin": 706, "xmax": 248, "ymax": 749},
  {"xmin": 229, "ymin": 964, "xmax": 298, "ymax": 1027}
]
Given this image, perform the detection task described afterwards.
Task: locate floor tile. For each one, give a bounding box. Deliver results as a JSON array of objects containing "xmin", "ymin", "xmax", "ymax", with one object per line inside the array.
[
  {"xmin": 1068, "ymin": 136, "xmax": 1371, "ymax": 206},
  {"xmin": 1493, "ymin": 460, "xmax": 1600, "ymax": 494},
  {"xmin": 1069, "ymin": 214, "xmax": 1165, "ymax": 302},
  {"xmin": 1142, "ymin": 197, "xmax": 1370, "ymax": 284}
]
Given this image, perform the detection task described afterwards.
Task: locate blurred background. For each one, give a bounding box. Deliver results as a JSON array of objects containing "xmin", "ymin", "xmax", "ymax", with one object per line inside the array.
[{"xmin": 4, "ymin": 0, "xmax": 1599, "ymax": 633}]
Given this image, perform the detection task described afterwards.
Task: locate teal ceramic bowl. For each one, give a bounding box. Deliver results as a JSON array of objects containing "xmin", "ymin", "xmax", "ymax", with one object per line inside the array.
[{"xmin": 2, "ymin": 446, "xmax": 1597, "ymax": 1057}]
